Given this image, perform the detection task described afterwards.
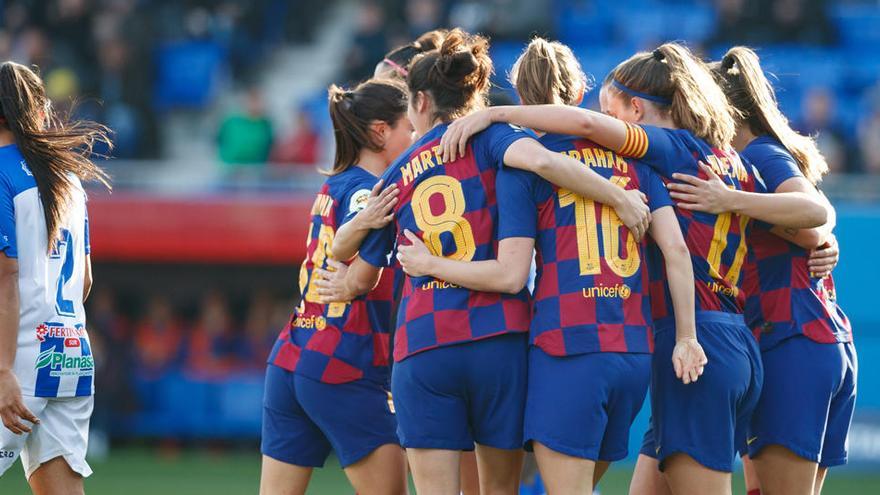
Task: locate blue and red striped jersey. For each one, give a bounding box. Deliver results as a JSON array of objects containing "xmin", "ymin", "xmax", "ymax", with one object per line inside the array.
[
  {"xmin": 359, "ymin": 123, "xmax": 533, "ymax": 362},
  {"xmin": 268, "ymin": 166, "xmax": 398, "ymax": 384},
  {"xmin": 740, "ymin": 136, "xmax": 852, "ymax": 350},
  {"xmin": 497, "ymin": 134, "xmax": 673, "ymax": 356},
  {"xmin": 620, "ymin": 124, "xmax": 766, "ymax": 317}
]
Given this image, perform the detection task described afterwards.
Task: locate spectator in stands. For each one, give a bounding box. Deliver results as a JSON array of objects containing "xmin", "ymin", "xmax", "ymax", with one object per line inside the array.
[
  {"xmin": 769, "ymin": 0, "xmax": 836, "ymax": 45},
  {"xmin": 217, "ymin": 86, "xmax": 275, "ymax": 166},
  {"xmin": 343, "ymin": 1, "xmax": 389, "ymax": 83},
  {"xmin": 186, "ymin": 291, "xmax": 244, "ymax": 377},
  {"xmin": 406, "ymin": 0, "xmax": 443, "ymax": 40},
  {"xmin": 796, "ymin": 87, "xmax": 850, "ymax": 173},
  {"xmin": 134, "ymin": 295, "xmax": 186, "ymax": 379},
  {"xmin": 241, "ymin": 291, "xmax": 281, "ymax": 368},
  {"xmin": 858, "ymin": 101, "xmax": 880, "ymax": 175},
  {"xmin": 269, "ymin": 108, "xmax": 322, "ymax": 166}
]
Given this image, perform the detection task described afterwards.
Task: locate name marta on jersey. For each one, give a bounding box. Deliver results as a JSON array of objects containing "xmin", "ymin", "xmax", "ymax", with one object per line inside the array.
[{"xmin": 33, "ymin": 323, "xmax": 94, "ymax": 376}]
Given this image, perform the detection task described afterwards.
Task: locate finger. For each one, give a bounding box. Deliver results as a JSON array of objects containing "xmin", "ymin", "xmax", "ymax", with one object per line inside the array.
[
  {"xmin": 314, "ymin": 269, "xmax": 333, "ymax": 280},
  {"xmin": 326, "ymin": 259, "xmax": 346, "ymax": 270},
  {"xmin": 698, "ymin": 365, "xmax": 705, "ymax": 375},
  {"xmin": 381, "ymin": 196, "xmax": 399, "ymax": 211},
  {"xmin": 673, "ymin": 357, "xmax": 683, "ymax": 378},
  {"xmin": 668, "ymin": 192, "xmax": 702, "ymax": 203},
  {"xmin": 403, "ymin": 229, "xmax": 420, "ymax": 244},
  {"xmin": 698, "ymin": 161, "xmax": 721, "ymax": 180},
  {"xmin": 370, "ymin": 179, "xmax": 384, "ymax": 196},
  {"xmin": 666, "ymin": 183, "xmax": 700, "ymax": 194},
  {"xmin": 675, "ymin": 201, "xmax": 705, "ymax": 211},
  {"xmin": 670, "ymin": 173, "xmax": 705, "ymax": 187},
  {"xmin": 690, "ymin": 368, "xmax": 699, "ymax": 384},
  {"xmin": 377, "ymin": 184, "xmax": 398, "ymax": 200},
  {"xmin": 638, "ymin": 191, "xmax": 648, "ymax": 203},
  {"xmin": 16, "ymin": 404, "xmax": 38, "ymax": 425},
  {"xmin": 8, "ymin": 418, "xmax": 29, "ymax": 434}
]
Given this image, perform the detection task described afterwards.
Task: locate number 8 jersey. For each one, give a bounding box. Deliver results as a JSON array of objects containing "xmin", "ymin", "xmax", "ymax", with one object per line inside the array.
[
  {"xmin": 359, "ymin": 123, "xmax": 534, "ymax": 362},
  {"xmin": 0, "ymin": 144, "xmax": 93, "ymax": 398}
]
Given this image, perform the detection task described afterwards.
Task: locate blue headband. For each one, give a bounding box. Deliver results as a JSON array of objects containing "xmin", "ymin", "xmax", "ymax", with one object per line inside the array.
[{"xmin": 611, "ymin": 79, "xmax": 672, "ymax": 106}]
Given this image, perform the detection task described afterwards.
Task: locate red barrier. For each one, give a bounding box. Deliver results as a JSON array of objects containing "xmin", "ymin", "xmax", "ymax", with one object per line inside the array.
[{"xmin": 88, "ymin": 192, "xmax": 313, "ymax": 264}]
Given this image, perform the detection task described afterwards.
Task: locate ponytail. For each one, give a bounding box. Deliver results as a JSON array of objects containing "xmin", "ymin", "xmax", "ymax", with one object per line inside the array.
[
  {"xmin": 510, "ymin": 37, "xmax": 588, "ymax": 106},
  {"xmin": 378, "ymin": 29, "xmax": 448, "ymax": 79},
  {"xmin": 605, "ymin": 42, "xmax": 737, "ymax": 149},
  {"xmin": 714, "ymin": 47, "xmax": 828, "ymax": 184},
  {"xmin": 407, "ymin": 28, "xmax": 493, "ymax": 122},
  {"xmin": 327, "ymin": 78, "xmax": 408, "ymax": 174},
  {"xmin": 0, "ymin": 62, "xmax": 111, "ymax": 246}
]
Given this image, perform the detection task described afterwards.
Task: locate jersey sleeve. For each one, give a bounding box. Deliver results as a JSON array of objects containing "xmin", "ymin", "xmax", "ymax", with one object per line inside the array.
[
  {"xmin": 477, "ymin": 123, "xmax": 537, "ymax": 167},
  {"xmin": 617, "ymin": 123, "xmax": 688, "ymax": 178},
  {"xmin": 358, "ymin": 224, "xmax": 395, "ymax": 268},
  {"xmin": 750, "ymin": 151, "xmax": 803, "ymax": 193},
  {"xmin": 0, "ymin": 174, "xmax": 16, "ymax": 258},
  {"xmin": 637, "ymin": 166, "xmax": 674, "ymax": 212},
  {"xmin": 338, "ymin": 177, "xmax": 377, "ymax": 227},
  {"xmin": 496, "ymin": 168, "xmax": 539, "ymax": 240}
]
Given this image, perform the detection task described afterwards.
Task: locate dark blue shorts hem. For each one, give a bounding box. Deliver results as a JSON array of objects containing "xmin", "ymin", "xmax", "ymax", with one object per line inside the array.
[
  {"xmin": 820, "ymin": 455, "xmax": 847, "ymax": 468},
  {"xmin": 657, "ymin": 447, "xmax": 733, "ymax": 473},
  {"xmin": 399, "ymin": 437, "xmax": 476, "ymax": 451},
  {"xmin": 749, "ymin": 439, "xmax": 820, "ymax": 464},
  {"xmin": 338, "ymin": 440, "xmax": 401, "ymax": 468},
  {"xmin": 260, "ymin": 447, "xmax": 326, "ymax": 468}
]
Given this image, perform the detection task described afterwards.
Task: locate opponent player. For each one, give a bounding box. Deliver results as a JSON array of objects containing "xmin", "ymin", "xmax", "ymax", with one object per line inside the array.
[
  {"xmin": 259, "ymin": 78, "xmax": 412, "ymax": 495},
  {"xmin": 320, "ymin": 29, "xmax": 651, "ymax": 495},
  {"xmin": 393, "ymin": 37, "xmax": 707, "ymax": 494},
  {"xmin": 438, "ymin": 43, "xmax": 828, "ymax": 495},
  {"xmin": 0, "ymin": 62, "xmax": 110, "ymax": 495},
  {"xmin": 671, "ymin": 47, "xmax": 855, "ymax": 495}
]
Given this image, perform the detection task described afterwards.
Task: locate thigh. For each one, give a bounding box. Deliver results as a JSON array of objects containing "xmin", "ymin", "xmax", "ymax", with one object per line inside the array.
[
  {"xmin": 23, "ymin": 396, "xmax": 93, "ymax": 480},
  {"xmin": 391, "ymin": 347, "xmax": 472, "ymax": 450},
  {"xmin": 475, "ymin": 443, "xmax": 524, "ymax": 495},
  {"xmin": 296, "ymin": 376, "xmax": 399, "ymax": 469},
  {"xmin": 663, "ymin": 453, "xmax": 732, "ymax": 495},
  {"xmin": 261, "ymin": 365, "xmax": 331, "ymax": 468},
  {"xmin": 259, "ymin": 455, "xmax": 312, "ymax": 495},
  {"xmin": 629, "ymin": 454, "xmax": 671, "ymax": 495},
  {"xmin": 467, "ymin": 335, "xmax": 528, "ymax": 450},
  {"xmin": 751, "ymin": 444, "xmax": 818, "ymax": 495},
  {"xmin": 29, "ymin": 456, "xmax": 84, "ymax": 495},
  {"xmin": 533, "ymin": 441, "xmax": 594, "ymax": 495},
  {"xmin": 407, "ymin": 448, "xmax": 461, "ymax": 495},
  {"xmin": 343, "ymin": 443, "xmax": 407, "ymax": 495}
]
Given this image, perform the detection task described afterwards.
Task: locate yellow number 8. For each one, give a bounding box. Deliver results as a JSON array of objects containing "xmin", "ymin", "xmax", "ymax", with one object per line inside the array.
[{"xmin": 411, "ymin": 176, "xmax": 477, "ymax": 261}]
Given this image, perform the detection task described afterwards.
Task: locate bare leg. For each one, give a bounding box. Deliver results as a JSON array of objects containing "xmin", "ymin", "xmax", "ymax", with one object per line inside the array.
[
  {"xmin": 663, "ymin": 453, "xmax": 731, "ymax": 495},
  {"xmin": 532, "ymin": 441, "xmax": 594, "ymax": 494},
  {"xmin": 259, "ymin": 455, "xmax": 312, "ymax": 495},
  {"xmin": 629, "ymin": 455, "xmax": 671, "ymax": 495},
  {"xmin": 813, "ymin": 466, "xmax": 828, "ymax": 495},
  {"xmin": 741, "ymin": 455, "xmax": 761, "ymax": 493},
  {"xmin": 475, "ymin": 444, "xmax": 524, "ymax": 495},
  {"xmin": 752, "ymin": 445, "xmax": 817, "ymax": 495},
  {"xmin": 407, "ymin": 448, "xmax": 461, "ymax": 495},
  {"xmin": 593, "ymin": 461, "xmax": 611, "ymax": 488},
  {"xmin": 29, "ymin": 456, "xmax": 84, "ymax": 495},
  {"xmin": 460, "ymin": 450, "xmax": 480, "ymax": 495},
  {"xmin": 344, "ymin": 444, "xmax": 408, "ymax": 495}
]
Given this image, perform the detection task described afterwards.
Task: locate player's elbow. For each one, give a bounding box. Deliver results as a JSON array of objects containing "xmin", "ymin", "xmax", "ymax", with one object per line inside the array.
[
  {"xmin": 661, "ymin": 239, "xmax": 691, "ymax": 267},
  {"xmin": 498, "ymin": 270, "xmax": 528, "ymax": 294},
  {"xmin": 796, "ymin": 229, "xmax": 826, "ymax": 250},
  {"xmin": 573, "ymin": 110, "xmax": 596, "ymax": 137},
  {"xmin": 799, "ymin": 200, "xmax": 828, "ymax": 229}
]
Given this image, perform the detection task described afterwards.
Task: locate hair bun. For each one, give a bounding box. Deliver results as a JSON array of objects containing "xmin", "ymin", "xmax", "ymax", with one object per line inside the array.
[
  {"xmin": 721, "ymin": 54, "xmax": 736, "ymax": 70},
  {"xmin": 652, "ymin": 49, "xmax": 666, "ymax": 61}
]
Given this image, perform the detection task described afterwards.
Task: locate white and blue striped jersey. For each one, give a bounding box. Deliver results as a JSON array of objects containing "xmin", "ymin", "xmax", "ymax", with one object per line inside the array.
[{"xmin": 0, "ymin": 144, "xmax": 93, "ymax": 398}]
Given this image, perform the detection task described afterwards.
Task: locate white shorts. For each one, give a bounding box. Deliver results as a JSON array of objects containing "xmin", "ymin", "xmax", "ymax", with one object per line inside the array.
[{"xmin": 0, "ymin": 395, "xmax": 93, "ymax": 479}]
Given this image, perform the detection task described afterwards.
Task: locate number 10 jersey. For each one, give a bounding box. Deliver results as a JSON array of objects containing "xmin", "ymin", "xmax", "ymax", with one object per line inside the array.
[{"xmin": 0, "ymin": 144, "xmax": 93, "ymax": 398}]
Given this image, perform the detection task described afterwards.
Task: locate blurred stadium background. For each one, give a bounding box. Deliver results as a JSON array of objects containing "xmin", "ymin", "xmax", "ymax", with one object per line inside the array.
[{"xmin": 0, "ymin": 0, "xmax": 879, "ymax": 493}]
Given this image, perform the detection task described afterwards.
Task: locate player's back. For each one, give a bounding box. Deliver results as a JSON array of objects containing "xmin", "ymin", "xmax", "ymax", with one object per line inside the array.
[
  {"xmin": 359, "ymin": 122, "xmax": 533, "ymax": 361},
  {"xmin": 626, "ymin": 124, "xmax": 762, "ymax": 316},
  {"xmin": 515, "ymin": 134, "xmax": 672, "ymax": 356},
  {"xmin": 0, "ymin": 143, "xmax": 93, "ymax": 398},
  {"xmin": 270, "ymin": 166, "xmax": 396, "ymax": 384},
  {"xmin": 740, "ymin": 136, "xmax": 852, "ymax": 349}
]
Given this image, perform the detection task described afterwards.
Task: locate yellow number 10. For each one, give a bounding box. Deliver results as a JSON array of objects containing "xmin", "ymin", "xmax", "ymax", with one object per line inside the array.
[
  {"xmin": 411, "ymin": 176, "xmax": 477, "ymax": 261},
  {"xmin": 557, "ymin": 176, "xmax": 640, "ymax": 278}
]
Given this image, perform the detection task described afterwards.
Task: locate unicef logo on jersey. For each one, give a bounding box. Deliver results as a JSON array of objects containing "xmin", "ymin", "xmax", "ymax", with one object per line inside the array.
[{"xmin": 35, "ymin": 349, "xmax": 94, "ymax": 377}]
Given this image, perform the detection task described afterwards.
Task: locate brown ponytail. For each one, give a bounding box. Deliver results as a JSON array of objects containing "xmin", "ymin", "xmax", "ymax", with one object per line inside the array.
[
  {"xmin": 327, "ymin": 77, "xmax": 408, "ymax": 175},
  {"xmin": 379, "ymin": 29, "xmax": 448, "ymax": 80},
  {"xmin": 407, "ymin": 28, "xmax": 493, "ymax": 122},
  {"xmin": 0, "ymin": 62, "xmax": 111, "ymax": 246},
  {"xmin": 604, "ymin": 43, "xmax": 737, "ymax": 149},
  {"xmin": 510, "ymin": 37, "xmax": 588, "ymax": 106},
  {"xmin": 712, "ymin": 47, "xmax": 828, "ymax": 184}
]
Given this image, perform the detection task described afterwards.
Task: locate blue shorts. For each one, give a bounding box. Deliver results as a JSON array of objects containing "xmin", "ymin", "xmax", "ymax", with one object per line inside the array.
[
  {"xmin": 524, "ymin": 347, "xmax": 650, "ymax": 461},
  {"xmin": 748, "ymin": 336, "xmax": 857, "ymax": 467},
  {"xmin": 640, "ymin": 312, "xmax": 763, "ymax": 472},
  {"xmin": 261, "ymin": 364, "xmax": 399, "ymax": 468},
  {"xmin": 391, "ymin": 333, "xmax": 528, "ymax": 450}
]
